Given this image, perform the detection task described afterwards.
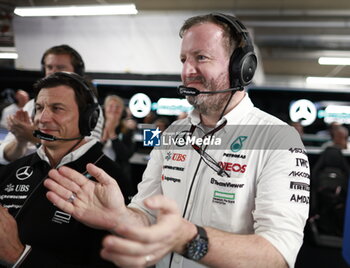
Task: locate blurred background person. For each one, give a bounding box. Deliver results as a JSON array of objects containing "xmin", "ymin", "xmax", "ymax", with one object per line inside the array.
[
  {"xmin": 289, "ymin": 120, "xmax": 304, "ymax": 137},
  {"xmin": 0, "ymin": 89, "xmax": 29, "ymax": 129},
  {"xmin": 322, "ymin": 125, "xmax": 350, "ymax": 150},
  {"xmin": 0, "ymin": 88, "xmax": 15, "ymax": 120},
  {"xmin": 101, "ymin": 95, "xmax": 136, "ymax": 194},
  {"xmin": 177, "ymin": 111, "xmax": 188, "ymax": 120},
  {"xmin": 154, "ymin": 116, "xmax": 170, "ymax": 132},
  {"xmin": 142, "ymin": 110, "xmax": 157, "ymax": 124},
  {"xmin": 317, "ymin": 121, "xmax": 341, "ymax": 139}
]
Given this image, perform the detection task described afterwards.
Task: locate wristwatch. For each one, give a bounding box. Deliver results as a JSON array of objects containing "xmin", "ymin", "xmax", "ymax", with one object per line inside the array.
[{"xmin": 183, "ymin": 225, "xmax": 209, "ymax": 261}]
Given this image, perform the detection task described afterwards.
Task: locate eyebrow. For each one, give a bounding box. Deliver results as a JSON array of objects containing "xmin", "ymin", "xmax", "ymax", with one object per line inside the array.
[{"xmin": 35, "ymin": 102, "xmax": 67, "ymax": 108}]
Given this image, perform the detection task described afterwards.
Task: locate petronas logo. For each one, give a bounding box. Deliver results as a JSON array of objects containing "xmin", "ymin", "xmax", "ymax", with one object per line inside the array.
[{"xmin": 230, "ymin": 136, "xmax": 247, "ymax": 152}]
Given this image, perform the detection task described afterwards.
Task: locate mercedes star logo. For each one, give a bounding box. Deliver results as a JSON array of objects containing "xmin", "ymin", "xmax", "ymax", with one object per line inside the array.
[
  {"xmin": 289, "ymin": 99, "xmax": 317, "ymax": 126},
  {"xmin": 129, "ymin": 93, "xmax": 152, "ymax": 118},
  {"xmin": 16, "ymin": 166, "xmax": 34, "ymax": 180}
]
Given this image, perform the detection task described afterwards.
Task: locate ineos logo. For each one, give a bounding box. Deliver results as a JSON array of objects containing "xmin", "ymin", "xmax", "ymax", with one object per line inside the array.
[
  {"xmin": 16, "ymin": 166, "xmax": 34, "ymax": 181},
  {"xmin": 218, "ymin": 162, "xmax": 246, "ymax": 173}
]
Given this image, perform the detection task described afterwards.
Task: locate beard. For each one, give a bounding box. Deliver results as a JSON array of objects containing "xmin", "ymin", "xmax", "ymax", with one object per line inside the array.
[{"xmin": 185, "ymin": 73, "xmax": 231, "ymax": 115}]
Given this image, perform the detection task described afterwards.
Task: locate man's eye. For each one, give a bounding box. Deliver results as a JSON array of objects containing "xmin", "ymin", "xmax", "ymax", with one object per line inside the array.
[{"xmin": 53, "ymin": 107, "xmax": 63, "ymax": 112}]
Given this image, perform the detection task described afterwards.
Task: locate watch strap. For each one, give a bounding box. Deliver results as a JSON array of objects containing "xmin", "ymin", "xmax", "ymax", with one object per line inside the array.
[
  {"xmin": 183, "ymin": 225, "xmax": 209, "ymax": 261},
  {"xmin": 196, "ymin": 225, "xmax": 208, "ymax": 240}
]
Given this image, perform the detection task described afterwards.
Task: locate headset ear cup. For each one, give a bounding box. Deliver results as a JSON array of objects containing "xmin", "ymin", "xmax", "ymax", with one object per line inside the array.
[
  {"xmin": 229, "ymin": 47, "xmax": 244, "ymax": 88},
  {"xmin": 240, "ymin": 51, "xmax": 257, "ymax": 86},
  {"xmin": 229, "ymin": 47, "xmax": 257, "ymax": 88},
  {"xmin": 212, "ymin": 13, "xmax": 257, "ymax": 88},
  {"xmin": 79, "ymin": 103, "xmax": 99, "ymax": 136}
]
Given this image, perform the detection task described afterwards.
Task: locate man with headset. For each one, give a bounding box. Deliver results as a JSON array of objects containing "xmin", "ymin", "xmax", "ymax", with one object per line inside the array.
[
  {"xmin": 0, "ymin": 72, "xmax": 131, "ymax": 267},
  {"xmin": 0, "ymin": 44, "xmax": 104, "ymax": 165},
  {"xmin": 45, "ymin": 13, "xmax": 309, "ymax": 268}
]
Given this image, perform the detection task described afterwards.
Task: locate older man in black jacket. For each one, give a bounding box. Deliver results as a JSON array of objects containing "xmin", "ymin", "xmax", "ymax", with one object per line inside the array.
[{"xmin": 0, "ymin": 72, "xmax": 131, "ymax": 267}]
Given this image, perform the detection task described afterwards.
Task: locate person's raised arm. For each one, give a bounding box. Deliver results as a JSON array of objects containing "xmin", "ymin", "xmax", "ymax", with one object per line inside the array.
[{"xmin": 4, "ymin": 110, "xmax": 39, "ymax": 162}]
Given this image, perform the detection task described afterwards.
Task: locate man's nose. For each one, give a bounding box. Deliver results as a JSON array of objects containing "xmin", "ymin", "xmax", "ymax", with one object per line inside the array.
[
  {"xmin": 182, "ymin": 59, "xmax": 197, "ymax": 77},
  {"xmin": 38, "ymin": 107, "xmax": 52, "ymax": 122}
]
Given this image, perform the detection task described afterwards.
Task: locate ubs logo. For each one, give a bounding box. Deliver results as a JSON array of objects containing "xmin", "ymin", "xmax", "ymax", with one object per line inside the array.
[
  {"xmin": 165, "ymin": 152, "xmax": 187, "ymax": 162},
  {"xmin": 16, "ymin": 166, "xmax": 33, "ymax": 181}
]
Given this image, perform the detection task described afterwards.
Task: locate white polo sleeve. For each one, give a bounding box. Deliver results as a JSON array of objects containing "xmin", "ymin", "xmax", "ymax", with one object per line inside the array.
[{"xmin": 253, "ymin": 126, "xmax": 310, "ymax": 268}]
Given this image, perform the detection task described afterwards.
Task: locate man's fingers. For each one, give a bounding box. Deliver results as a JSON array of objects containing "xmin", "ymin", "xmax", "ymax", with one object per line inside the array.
[
  {"xmin": 47, "ymin": 168, "xmax": 83, "ymax": 193},
  {"xmin": 144, "ymin": 195, "xmax": 180, "ymax": 215},
  {"xmin": 101, "ymin": 235, "xmax": 159, "ymax": 268},
  {"xmin": 44, "ymin": 175, "xmax": 76, "ymax": 200},
  {"xmin": 55, "ymin": 166, "xmax": 93, "ymax": 187},
  {"xmin": 86, "ymin": 163, "xmax": 115, "ymax": 185},
  {"xmin": 114, "ymin": 215, "xmax": 179, "ymax": 245},
  {"xmin": 102, "ymin": 235, "xmax": 153, "ymax": 256},
  {"xmin": 113, "ymin": 195, "xmax": 181, "ymax": 244},
  {"xmin": 46, "ymin": 191, "xmax": 75, "ymax": 215},
  {"xmin": 54, "ymin": 164, "xmax": 113, "ymax": 187}
]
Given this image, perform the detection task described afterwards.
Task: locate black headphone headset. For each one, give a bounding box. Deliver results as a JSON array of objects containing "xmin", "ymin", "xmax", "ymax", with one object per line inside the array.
[
  {"xmin": 40, "ymin": 45, "xmax": 85, "ymax": 76},
  {"xmin": 58, "ymin": 72, "xmax": 99, "ymax": 136},
  {"xmin": 211, "ymin": 13, "xmax": 257, "ymax": 89}
]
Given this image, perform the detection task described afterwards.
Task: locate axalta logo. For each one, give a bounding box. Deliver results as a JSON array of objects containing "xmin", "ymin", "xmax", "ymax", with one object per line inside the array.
[
  {"xmin": 165, "ymin": 152, "xmax": 186, "ymax": 162},
  {"xmin": 230, "ymin": 136, "xmax": 247, "ymax": 152},
  {"xmin": 218, "ymin": 162, "xmax": 246, "ymax": 173}
]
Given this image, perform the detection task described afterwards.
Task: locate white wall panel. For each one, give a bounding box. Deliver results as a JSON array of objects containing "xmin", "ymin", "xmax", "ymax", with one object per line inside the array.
[
  {"xmin": 12, "ymin": 11, "xmax": 264, "ymax": 84},
  {"xmin": 13, "ymin": 11, "xmax": 199, "ymax": 74}
]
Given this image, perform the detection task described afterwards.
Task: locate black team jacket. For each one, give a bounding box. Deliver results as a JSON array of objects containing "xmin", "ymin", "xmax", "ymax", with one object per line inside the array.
[{"xmin": 0, "ymin": 142, "xmax": 132, "ymax": 267}]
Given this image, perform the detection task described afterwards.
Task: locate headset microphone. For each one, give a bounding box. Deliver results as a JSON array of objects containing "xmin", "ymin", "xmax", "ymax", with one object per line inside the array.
[
  {"xmin": 33, "ymin": 130, "xmax": 83, "ymax": 142},
  {"xmin": 177, "ymin": 85, "xmax": 243, "ymax": 96}
]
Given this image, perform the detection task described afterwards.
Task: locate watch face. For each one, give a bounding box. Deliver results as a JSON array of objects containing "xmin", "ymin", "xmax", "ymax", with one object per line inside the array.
[{"xmin": 187, "ymin": 237, "xmax": 208, "ymax": 261}]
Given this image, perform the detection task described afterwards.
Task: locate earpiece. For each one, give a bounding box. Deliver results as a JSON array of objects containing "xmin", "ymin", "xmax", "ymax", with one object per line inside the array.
[{"xmin": 211, "ymin": 13, "xmax": 258, "ymax": 88}]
